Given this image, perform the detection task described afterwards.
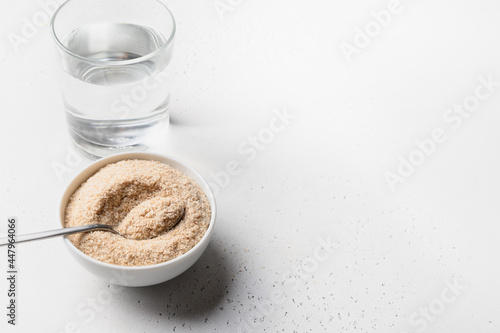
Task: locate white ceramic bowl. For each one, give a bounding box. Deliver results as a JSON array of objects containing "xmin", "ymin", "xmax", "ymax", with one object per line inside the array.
[{"xmin": 59, "ymin": 152, "xmax": 216, "ymax": 287}]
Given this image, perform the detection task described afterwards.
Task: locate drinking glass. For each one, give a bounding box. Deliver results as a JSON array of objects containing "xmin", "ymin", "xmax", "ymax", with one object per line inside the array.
[{"xmin": 51, "ymin": 0, "xmax": 176, "ymax": 158}]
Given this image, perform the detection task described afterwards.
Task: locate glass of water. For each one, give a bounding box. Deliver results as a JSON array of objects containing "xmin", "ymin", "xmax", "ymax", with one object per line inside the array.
[{"xmin": 51, "ymin": 0, "xmax": 175, "ymax": 158}]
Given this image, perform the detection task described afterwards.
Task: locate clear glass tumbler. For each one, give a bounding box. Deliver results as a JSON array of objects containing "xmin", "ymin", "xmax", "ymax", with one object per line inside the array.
[{"xmin": 51, "ymin": 0, "xmax": 175, "ymax": 158}]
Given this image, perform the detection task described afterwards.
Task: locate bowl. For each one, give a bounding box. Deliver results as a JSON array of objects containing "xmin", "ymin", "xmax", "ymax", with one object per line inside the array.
[{"xmin": 58, "ymin": 152, "xmax": 217, "ymax": 287}]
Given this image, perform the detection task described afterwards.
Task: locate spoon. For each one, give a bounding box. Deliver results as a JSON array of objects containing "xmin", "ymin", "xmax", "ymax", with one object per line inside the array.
[
  {"xmin": 0, "ymin": 224, "xmax": 121, "ymax": 246},
  {"xmin": 0, "ymin": 208, "xmax": 185, "ymax": 246}
]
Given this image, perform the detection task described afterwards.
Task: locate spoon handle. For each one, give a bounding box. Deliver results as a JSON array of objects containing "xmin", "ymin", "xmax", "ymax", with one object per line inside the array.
[{"xmin": 0, "ymin": 224, "xmax": 114, "ymax": 246}]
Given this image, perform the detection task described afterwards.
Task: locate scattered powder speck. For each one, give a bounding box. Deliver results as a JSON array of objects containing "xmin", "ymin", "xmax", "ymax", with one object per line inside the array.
[{"xmin": 64, "ymin": 159, "xmax": 211, "ymax": 267}]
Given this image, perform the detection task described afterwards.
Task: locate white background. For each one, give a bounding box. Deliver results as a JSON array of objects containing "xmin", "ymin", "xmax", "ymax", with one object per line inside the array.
[{"xmin": 1, "ymin": 0, "xmax": 500, "ymax": 332}]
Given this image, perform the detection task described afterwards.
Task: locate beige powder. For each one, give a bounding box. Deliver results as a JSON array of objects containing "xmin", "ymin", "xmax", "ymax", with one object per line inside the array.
[
  {"xmin": 64, "ymin": 159, "xmax": 211, "ymax": 267},
  {"xmin": 116, "ymin": 197, "xmax": 185, "ymax": 240}
]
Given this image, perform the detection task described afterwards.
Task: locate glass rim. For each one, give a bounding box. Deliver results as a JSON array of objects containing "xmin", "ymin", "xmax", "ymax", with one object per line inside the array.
[{"xmin": 50, "ymin": 0, "xmax": 176, "ymax": 66}]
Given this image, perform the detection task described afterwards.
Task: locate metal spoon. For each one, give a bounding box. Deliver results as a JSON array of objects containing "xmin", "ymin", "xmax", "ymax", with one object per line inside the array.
[
  {"xmin": 0, "ymin": 209, "xmax": 185, "ymax": 246},
  {"xmin": 0, "ymin": 224, "xmax": 121, "ymax": 246}
]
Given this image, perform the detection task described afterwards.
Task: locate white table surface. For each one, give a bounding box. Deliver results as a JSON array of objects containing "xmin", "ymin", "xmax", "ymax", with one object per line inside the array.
[{"xmin": 1, "ymin": 0, "xmax": 500, "ymax": 332}]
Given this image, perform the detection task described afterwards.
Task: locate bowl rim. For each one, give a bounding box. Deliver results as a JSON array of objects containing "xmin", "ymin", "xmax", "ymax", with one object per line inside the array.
[{"xmin": 59, "ymin": 152, "xmax": 217, "ymax": 271}]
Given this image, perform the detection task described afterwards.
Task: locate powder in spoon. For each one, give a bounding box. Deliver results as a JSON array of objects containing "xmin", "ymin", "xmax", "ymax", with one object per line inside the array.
[
  {"xmin": 116, "ymin": 197, "xmax": 184, "ymax": 240},
  {"xmin": 64, "ymin": 159, "xmax": 211, "ymax": 267}
]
